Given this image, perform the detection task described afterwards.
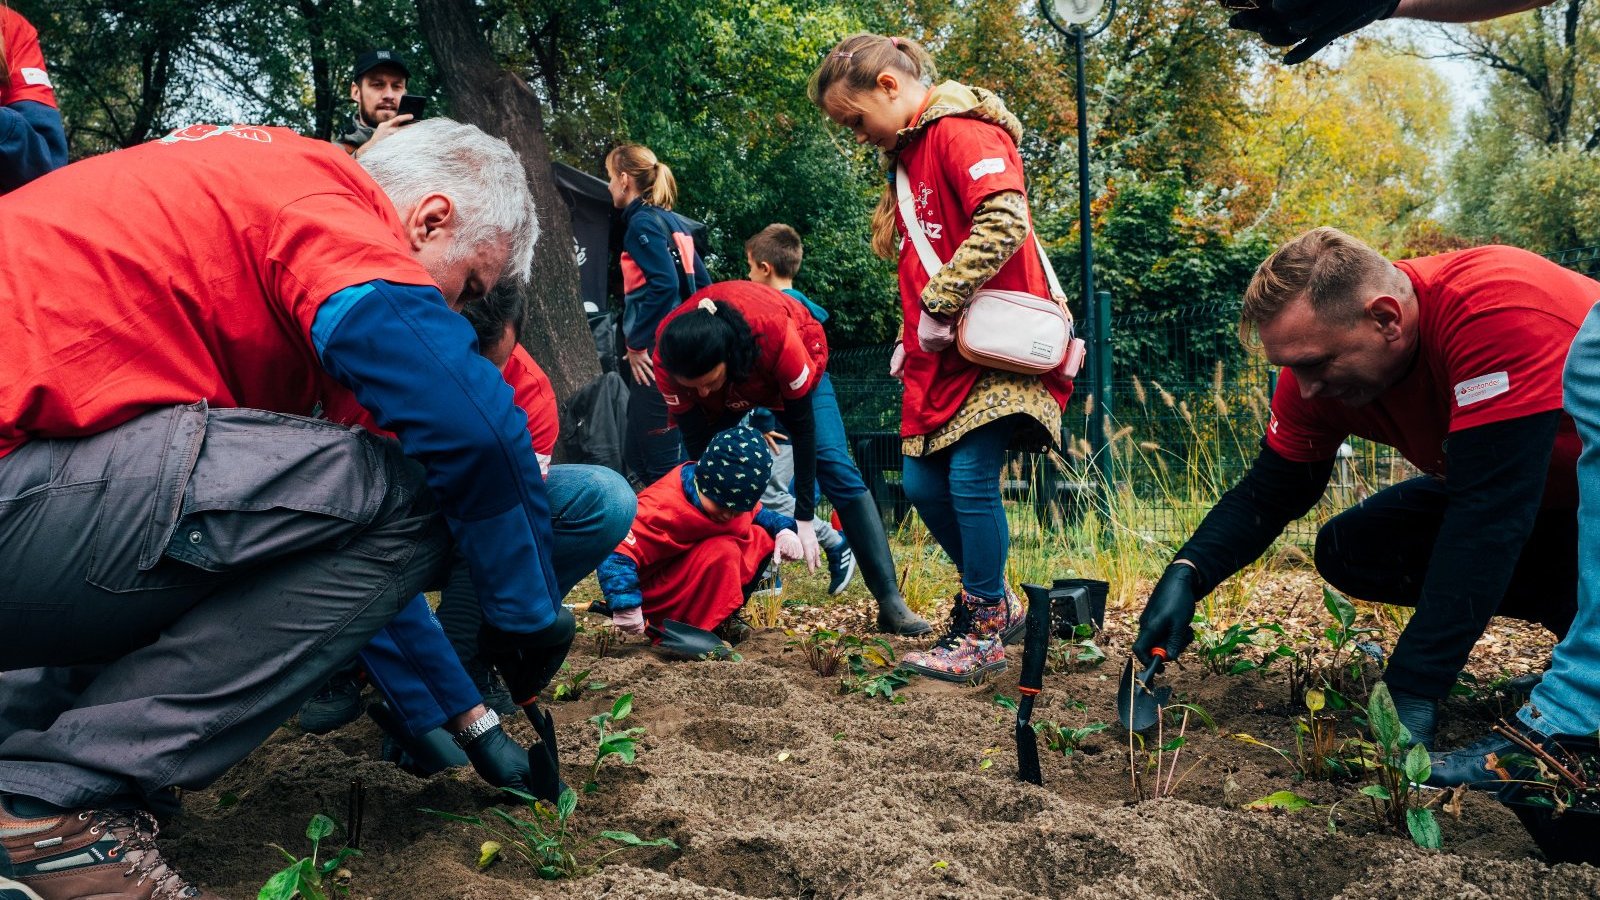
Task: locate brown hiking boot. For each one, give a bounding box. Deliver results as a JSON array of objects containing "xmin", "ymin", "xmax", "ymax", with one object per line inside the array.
[{"xmin": 0, "ymin": 798, "xmax": 221, "ymax": 899}]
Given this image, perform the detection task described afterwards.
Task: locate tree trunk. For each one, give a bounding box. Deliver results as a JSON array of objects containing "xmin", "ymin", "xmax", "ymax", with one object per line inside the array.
[{"xmin": 414, "ymin": 0, "xmax": 598, "ymax": 402}]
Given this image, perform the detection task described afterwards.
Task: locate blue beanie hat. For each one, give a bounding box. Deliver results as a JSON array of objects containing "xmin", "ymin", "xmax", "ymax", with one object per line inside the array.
[{"xmin": 695, "ymin": 425, "xmax": 773, "ymax": 513}]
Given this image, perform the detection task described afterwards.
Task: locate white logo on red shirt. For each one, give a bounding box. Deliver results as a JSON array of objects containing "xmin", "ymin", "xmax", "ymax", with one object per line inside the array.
[
  {"xmin": 1454, "ymin": 371, "xmax": 1510, "ymax": 407},
  {"xmin": 969, "ymin": 157, "xmax": 1006, "ymax": 180},
  {"xmin": 159, "ymin": 124, "xmax": 274, "ymax": 145},
  {"xmin": 20, "ymin": 68, "xmax": 50, "ymax": 88},
  {"xmin": 624, "ymin": 531, "xmax": 637, "ymax": 546},
  {"xmin": 788, "ymin": 364, "xmax": 811, "ymax": 392}
]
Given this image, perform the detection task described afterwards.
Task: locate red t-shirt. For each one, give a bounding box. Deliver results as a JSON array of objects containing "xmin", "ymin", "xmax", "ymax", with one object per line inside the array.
[
  {"xmin": 614, "ymin": 464, "xmax": 759, "ymax": 571},
  {"xmin": 653, "ymin": 280, "xmax": 827, "ymax": 416},
  {"xmin": 319, "ymin": 343, "xmax": 559, "ymax": 473},
  {"xmin": 0, "ymin": 124, "xmax": 436, "ymax": 458},
  {"xmin": 894, "ymin": 114, "xmax": 1072, "ymax": 437},
  {"xmin": 1, "ymin": 9, "xmax": 56, "ymax": 109},
  {"xmin": 1265, "ymin": 245, "xmax": 1598, "ymax": 508}
]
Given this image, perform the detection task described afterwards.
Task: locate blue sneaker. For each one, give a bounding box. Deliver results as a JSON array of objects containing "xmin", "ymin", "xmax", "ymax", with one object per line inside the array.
[{"xmin": 825, "ymin": 539, "xmax": 856, "ymax": 595}]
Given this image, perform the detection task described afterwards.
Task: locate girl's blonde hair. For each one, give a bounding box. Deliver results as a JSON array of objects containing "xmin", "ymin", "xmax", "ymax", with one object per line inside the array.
[
  {"xmin": 606, "ymin": 143, "xmax": 678, "ymax": 210},
  {"xmin": 807, "ymin": 33, "xmax": 938, "ymax": 259}
]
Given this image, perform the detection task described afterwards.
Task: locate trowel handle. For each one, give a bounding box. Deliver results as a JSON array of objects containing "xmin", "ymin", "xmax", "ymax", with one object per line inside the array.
[{"xmin": 1144, "ymin": 646, "xmax": 1167, "ymax": 679}]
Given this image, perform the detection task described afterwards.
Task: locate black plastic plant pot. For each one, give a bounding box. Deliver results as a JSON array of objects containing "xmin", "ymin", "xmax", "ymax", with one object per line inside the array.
[
  {"xmin": 1496, "ymin": 734, "xmax": 1600, "ymax": 866},
  {"xmin": 1049, "ymin": 578, "xmax": 1109, "ymax": 637}
]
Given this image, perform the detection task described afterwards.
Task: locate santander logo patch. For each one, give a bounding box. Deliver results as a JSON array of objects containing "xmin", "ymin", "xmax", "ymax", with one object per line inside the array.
[{"xmin": 1454, "ymin": 371, "xmax": 1510, "ymax": 407}]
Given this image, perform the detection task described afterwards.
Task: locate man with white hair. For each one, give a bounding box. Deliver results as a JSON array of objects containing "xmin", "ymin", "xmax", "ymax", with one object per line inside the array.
[{"xmin": 0, "ymin": 118, "xmax": 554, "ymax": 899}]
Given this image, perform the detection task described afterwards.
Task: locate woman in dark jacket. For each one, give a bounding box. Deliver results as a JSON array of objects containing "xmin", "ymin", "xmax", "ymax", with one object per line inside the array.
[{"xmin": 606, "ymin": 143, "xmax": 711, "ymax": 485}]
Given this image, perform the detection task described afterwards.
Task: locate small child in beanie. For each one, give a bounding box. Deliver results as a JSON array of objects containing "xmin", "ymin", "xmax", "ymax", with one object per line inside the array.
[{"xmin": 596, "ymin": 425, "xmax": 805, "ymax": 641}]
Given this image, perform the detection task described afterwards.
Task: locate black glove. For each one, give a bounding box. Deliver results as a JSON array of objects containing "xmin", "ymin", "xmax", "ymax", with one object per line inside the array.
[
  {"xmin": 1132, "ymin": 563, "xmax": 1200, "ymax": 665},
  {"xmin": 1230, "ymin": 0, "xmax": 1401, "ymax": 65},
  {"xmin": 459, "ymin": 721, "xmax": 533, "ymax": 790},
  {"xmin": 1384, "ymin": 683, "xmax": 1439, "ymax": 750},
  {"xmin": 478, "ymin": 607, "xmax": 576, "ymax": 706}
]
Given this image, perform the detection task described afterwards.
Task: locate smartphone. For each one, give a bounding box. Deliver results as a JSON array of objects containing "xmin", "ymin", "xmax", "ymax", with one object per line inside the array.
[{"xmin": 397, "ymin": 94, "xmax": 429, "ymax": 119}]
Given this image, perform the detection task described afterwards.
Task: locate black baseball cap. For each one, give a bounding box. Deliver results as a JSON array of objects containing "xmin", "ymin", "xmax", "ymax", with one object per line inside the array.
[{"xmin": 352, "ymin": 49, "xmax": 410, "ymax": 83}]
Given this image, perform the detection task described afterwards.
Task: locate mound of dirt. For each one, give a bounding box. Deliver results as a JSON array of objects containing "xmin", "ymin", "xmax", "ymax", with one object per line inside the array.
[{"xmin": 164, "ymin": 584, "xmax": 1596, "ymax": 900}]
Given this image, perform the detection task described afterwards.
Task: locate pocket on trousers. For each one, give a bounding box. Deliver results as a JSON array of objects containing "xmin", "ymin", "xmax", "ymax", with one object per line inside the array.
[{"xmin": 161, "ymin": 408, "xmax": 390, "ymax": 573}]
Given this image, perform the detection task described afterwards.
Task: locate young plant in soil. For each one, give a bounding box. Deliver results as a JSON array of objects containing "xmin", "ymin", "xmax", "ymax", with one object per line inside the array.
[
  {"xmin": 745, "ymin": 576, "xmax": 786, "ymax": 630},
  {"xmin": 1357, "ymin": 682, "xmax": 1445, "ymax": 849},
  {"xmin": 1191, "ymin": 613, "xmax": 1290, "ymax": 677},
  {"xmin": 1129, "ymin": 702, "xmax": 1216, "ymax": 802},
  {"xmin": 1234, "ymin": 689, "xmax": 1363, "ymax": 781},
  {"xmin": 1046, "ymin": 623, "xmax": 1106, "ymax": 675},
  {"xmin": 1289, "ymin": 588, "xmax": 1383, "ymax": 702},
  {"xmin": 424, "ymin": 787, "xmax": 676, "ymax": 880},
  {"xmin": 258, "ymin": 814, "xmax": 359, "ymax": 900},
  {"xmin": 1036, "ymin": 721, "xmax": 1108, "ymax": 758},
  {"xmin": 550, "ymin": 663, "xmax": 607, "ymax": 702},
  {"xmin": 584, "ymin": 693, "xmax": 645, "ymax": 793},
  {"xmin": 593, "ymin": 623, "xmax": 619, "ymax": 660},
  {"xmin": 835, "ymin": 638, "xmax": 908, "ymax": 701}
]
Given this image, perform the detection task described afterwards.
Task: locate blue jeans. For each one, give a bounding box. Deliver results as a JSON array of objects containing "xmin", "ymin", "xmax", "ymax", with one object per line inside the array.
[
  {"xmin": 1526, "ymin": 305, "xmax": 1600, "ymax": 736},
  {"xmin": 811, "ymin": 374, "xmax": 869, "ymax": 503},
  {"xmin": 901, "ymin": 417, "xmax": 1014, "ymax": 602}
]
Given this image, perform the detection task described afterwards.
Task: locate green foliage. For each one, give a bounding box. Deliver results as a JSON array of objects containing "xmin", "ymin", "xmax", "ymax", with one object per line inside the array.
[
  {"xmin": 1034, "ymin": 720, "xmax": 1107, "ymax": 757},
  {"xmin": 550, "ymin": 663, "xmax": 606, "ymax": 702},
  {"xmin": 584, "ymin": 693, "xmax": 646, "ymax": 793},
  {"xmin": 258, "ymin": 814, "xmax": 359, "ymax": 900},
  {"xmin": 1046, "ymin": 622, "xmax": 1106, "ymax": 674},
  {"xmin": 424, "ymin": 787, "xmax": 676, "ymax": 880},
  {"xmin": 1360, "ymin": 683, "xmax": 1443, "ymax": 850}
]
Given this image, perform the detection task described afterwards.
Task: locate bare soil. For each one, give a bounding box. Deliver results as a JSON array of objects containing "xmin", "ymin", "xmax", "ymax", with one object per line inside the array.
[{"xmin": 165, "ymin": 571, "xmax": 1600, "ymax": 899}]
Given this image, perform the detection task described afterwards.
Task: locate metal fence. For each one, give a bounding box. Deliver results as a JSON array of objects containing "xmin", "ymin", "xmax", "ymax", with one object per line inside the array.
[{"xmin": 832, "ymin": 246, "xmax": 1600, "ymax": 544}]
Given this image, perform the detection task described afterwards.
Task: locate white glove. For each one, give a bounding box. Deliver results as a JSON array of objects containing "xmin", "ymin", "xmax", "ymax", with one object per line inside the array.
[
  {"xmin": 611, "ymin": 606, "xmax": 647, "ymax": 635},
  {"xmin": 792, "ymin": 520, "xmax": 822, "ymax": 573},
  {"xmin": 916, "ymin": 312, "xmax": 956, "ymax": 353},
  {"xmin": 889, "ymin": 341, "xmax": 906, "ymax": 380},
  {"xmin": 773, "ymin": 528, "xmax": 804, "ymax": 564}
]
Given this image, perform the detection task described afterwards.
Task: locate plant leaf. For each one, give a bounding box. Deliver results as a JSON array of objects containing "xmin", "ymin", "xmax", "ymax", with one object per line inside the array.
[
  {"xmin": 1323, "ymin": 587, "xmax": 1356, "ymax": 631},
  {"xmin": 612, "ymin": 693, "xmax": 634, "ymax": 722},
  {"xmin": 257, "ymin": 865, "xmax": 302, "ymax": 900},
  {"xmin": 557, "ymin": 787, "xmax": 578, "ymax": 821},
  {"xmin": 1366, "ymin": 683, "xmax": 1407, "ymax": 751},
  {"xmin": 1404, "ymin": 742, "xmax": 1432, "ymax": 784},
  {"xmin": 477, "ymin": 841, "xmax": 502, "ymax": 870},
  {"xmin": 306, "ymin": 814, "xmax": 336, "ymax": 843},
  {"xmin": 599, "ymin": 830, "xmax": 678, "ymax": 849},
  {"xmin": 1245, "ymin": 790, "xmax": 1314, "ymax": 811},
  {"xmin": 1360, "ymin": 784, "xmax": 1392, "ymax": 800},
  {"xmin": 1406, "ymin": 808, "xmax": 1442, "ymax": 850}
]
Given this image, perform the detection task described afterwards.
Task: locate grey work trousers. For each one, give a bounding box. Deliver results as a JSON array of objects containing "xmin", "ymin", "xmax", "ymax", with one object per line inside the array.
[{"xmin": 0, "ymin": 403, "xmax": 450, "ymax": 809}]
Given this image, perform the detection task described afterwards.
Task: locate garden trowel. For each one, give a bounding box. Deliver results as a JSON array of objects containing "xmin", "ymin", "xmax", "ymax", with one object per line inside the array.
[
  {"xmin": 646, "ymin": 618, "xmax": 735, "ymax": 661},
  {"xmin": 1117, "ymin": 648, "xmax": 1171, "ymax": 733},
  {"xmin": 1016, "ymin": 584, "xmax": 1055, "ymax": 784}
]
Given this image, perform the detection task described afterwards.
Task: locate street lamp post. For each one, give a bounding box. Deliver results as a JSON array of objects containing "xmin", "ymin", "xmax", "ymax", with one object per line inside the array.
[{"xmin": 1042, "ymin": 0, "xmax": 1116, "ymax": 493}]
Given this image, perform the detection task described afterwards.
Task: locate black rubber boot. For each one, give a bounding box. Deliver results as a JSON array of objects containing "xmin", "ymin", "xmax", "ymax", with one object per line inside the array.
[{"xmin": 834, "ymin": 492, "xmax": 931, "ymax": 636}]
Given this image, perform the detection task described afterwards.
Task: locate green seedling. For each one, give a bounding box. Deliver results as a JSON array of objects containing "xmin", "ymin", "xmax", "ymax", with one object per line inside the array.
[
  {"xmin": 593, "ymin": 624, "xmax": 619, "ymax": 660},
  {"xmin": 1129, "ymin": 702, "xmax": 1216, "ymax": 802},
  {"xmin": 584, "ymin": 693, "xmax": 645, "ymax": 793},
  {"xmin": 1192, "ymin": 614, "xmax": 1290, "ymax": 676},
  {"xmin": 1034, "ymin": 720, "xmax": 1108, "ymax": 757},
  {"xmin": 1358, "ymin": 682, "xmax": 1445, "ymax": 850},
  {"xmin": 258, "ymin": 814, "xmax": 359, "ymax": 900},
  {"xmin": 788, "ymin": 629, "xmax": 894, "ymax": 679},
  {"xmin": 1046, "ymin": 622, "xmax": 1107, "ymax": 674},
  {"xmin": 836, "ymin": 641, "xmax": 907, "ymax": 702},
  {"xmin": 1233, "ymin": 689, "xmax": 1363, "ymax": 782},
  {"xmin": 424, "ymin": 787, "xmax": 675, "ymax": 880},
  {"xmin": 550, "ymin": 663, "xmax": 606, "ymax": 702}
]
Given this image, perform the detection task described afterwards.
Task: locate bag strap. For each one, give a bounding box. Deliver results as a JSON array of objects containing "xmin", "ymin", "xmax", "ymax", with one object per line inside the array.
[{"xmin": 894, "ymin": 161, "xmax": 1070, "ymax": 314}]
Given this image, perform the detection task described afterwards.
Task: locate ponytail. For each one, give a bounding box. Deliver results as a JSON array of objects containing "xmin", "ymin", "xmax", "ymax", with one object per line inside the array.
[
  {"xmin": 658, "ymin": 299, "xmax": 760, "ymax": 385},
  {"xmin": 606, "ymin": 143, "xmax": 679, "ymax": 210}
]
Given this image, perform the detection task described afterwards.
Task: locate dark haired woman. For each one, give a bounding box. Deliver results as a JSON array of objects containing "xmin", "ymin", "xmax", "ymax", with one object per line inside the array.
[{"xmin": 654, "ymin": 280, "xmax": 930, "ymax": 635}]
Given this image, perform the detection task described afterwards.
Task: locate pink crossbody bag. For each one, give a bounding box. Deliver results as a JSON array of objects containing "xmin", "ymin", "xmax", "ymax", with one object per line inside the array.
[{"xmin": 896, "ymin": 161, "xmax": 1085, "ymax": 378}]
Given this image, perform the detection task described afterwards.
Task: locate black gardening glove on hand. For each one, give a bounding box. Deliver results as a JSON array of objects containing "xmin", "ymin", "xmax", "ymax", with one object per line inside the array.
[
  {"xmin": 1230, "ymin": 0, "xmax": 1401, "ymax": 65},
  {"xmin": 1384, "ymin": 683, "xmax": 1439, "ymax": 750},
  {"xmin": 479, "ymin": 607, "xmax": 576, "ymax": 706},
  {"xmin": 1132, "ymin": 563, "xmax": 1201, "ymax": 665},
  {"xmin": 456, "ymin": 715, "xmax": 532, "ymax": 790}
]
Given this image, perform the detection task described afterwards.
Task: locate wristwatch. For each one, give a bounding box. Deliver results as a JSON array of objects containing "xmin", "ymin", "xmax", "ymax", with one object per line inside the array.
[{"xmin": 452, "ymin": 708, "xmax": 501, "ymax": 749}]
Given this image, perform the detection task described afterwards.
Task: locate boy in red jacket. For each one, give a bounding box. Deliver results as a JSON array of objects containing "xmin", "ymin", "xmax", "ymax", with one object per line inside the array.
[{"xmin": 598, "ymin": 425, "xmax": 803, "ymax": 640}]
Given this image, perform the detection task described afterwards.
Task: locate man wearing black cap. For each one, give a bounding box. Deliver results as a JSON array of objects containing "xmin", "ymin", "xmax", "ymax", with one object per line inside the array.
[{"xmin": 335, "ymin": 49, "xmax": 413, "ymax": 158}]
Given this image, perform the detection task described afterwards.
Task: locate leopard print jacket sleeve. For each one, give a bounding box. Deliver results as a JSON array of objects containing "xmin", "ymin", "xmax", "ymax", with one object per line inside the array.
[{"xmin": 919, "ymin": 190, "xmax": 1030, "ymax": 318}]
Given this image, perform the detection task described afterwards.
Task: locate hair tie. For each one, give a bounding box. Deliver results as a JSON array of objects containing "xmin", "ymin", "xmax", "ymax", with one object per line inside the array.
[
  {"xmin": 698, "ymin": 298, "xmax": 718, "ymax": 314},
  {"xmin": 890, "ymin": 37, "xmax": 901, "ymax": 50}
]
